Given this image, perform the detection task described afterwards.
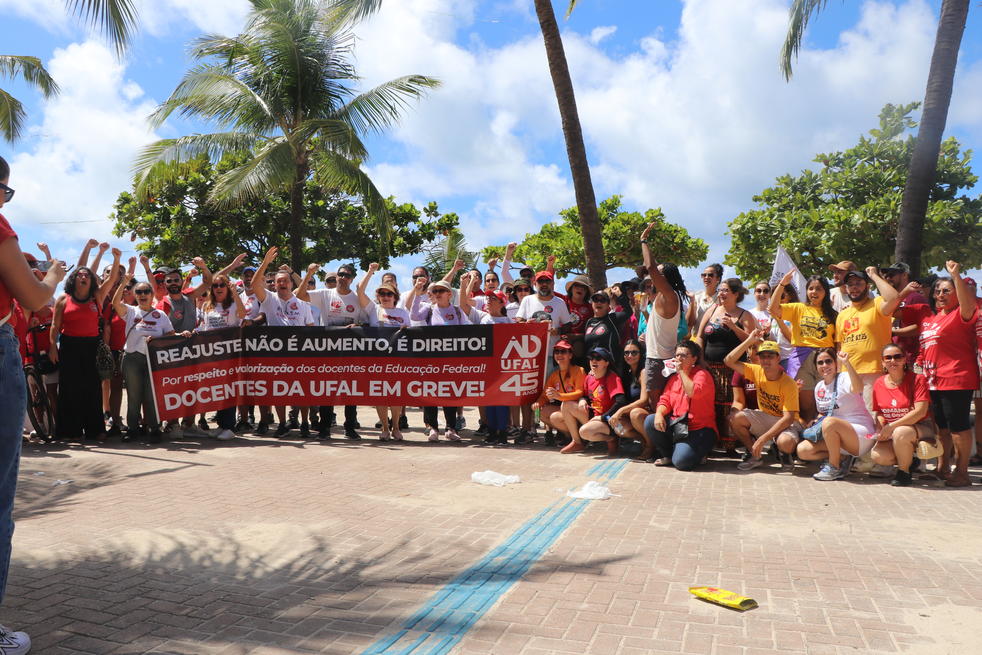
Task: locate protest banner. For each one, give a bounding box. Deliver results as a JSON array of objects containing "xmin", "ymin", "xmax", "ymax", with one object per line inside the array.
[{"xmin": 147, "ymin": 323, "xmax": 550, "ymax": 421}]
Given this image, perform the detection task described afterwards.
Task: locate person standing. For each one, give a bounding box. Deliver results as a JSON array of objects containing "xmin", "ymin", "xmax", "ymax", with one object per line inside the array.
[
  {"xmin": 919, "ymin": 261, "xmax": 978, "ymax": 487},
  {"xmin": 834, "ymin": 267, "xmax": 900, "ymax": 407},
  {"xmin": 640, "ymin": 226, "xmax": 687, "ymax": 407},
  {"xmin": 0, "ymin": 155, "xmax": 67, "ymax": 652},
  {"xmin": 297, "ymin": 263, "xmax": 365, "ymax": 440},
  {"xmin": 196, "ymin": 273, "xmax": 247, "ymax": 440},
  {"xmin": 827, "ymin": 261, "xmax": 857, "ymax": 312},
  {"xmin": 882, "ymin": 262, "xmax": 931, "ymax": 368},
  {"xmin": 687, "ymin": 263, "xmax": 722, "ymax": 336}
]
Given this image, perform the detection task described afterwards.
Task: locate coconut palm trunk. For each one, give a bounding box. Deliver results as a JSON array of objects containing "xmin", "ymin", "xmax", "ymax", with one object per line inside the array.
[
  {"xmin": 894, "ymin": 0, "xmax": 969, "ymax": 276},
  {"xmin": 533, "ymin": 0, "xmax": 606, "ymax": 289}
]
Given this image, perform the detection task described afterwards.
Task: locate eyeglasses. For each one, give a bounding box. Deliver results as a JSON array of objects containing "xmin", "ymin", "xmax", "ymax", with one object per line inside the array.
[
  {"xmin": 882, "ymin": 354, "xmax": 905, "ymax": 361},
  {"xmin": 134, "ymin": 289, "xmax": 152, "ymax": 295},
  {"xmin": 431, "ymin": 288, "xmax": 450, "ymax": 295},
  {"xmin": 412, "ymin": 274, "xmax": 428, "ymax": 279},
  {"xmin": 934, "ymin": 288, "xmax": 953, "ymax": 295},
  {"xmin": 754, "ymin": 288, "xmax": 770, "ymax": 294},
  {"xmin": 336, "ymin": 272, "xmax": 354, "ymax": 279},
  {"xmin": 212, "ymin": 283, "xmax": 227, "ymax": 289},
  {"xmin": 0, "ymin": 182, "xmax": 14, "ymax": 203},
  {"xmin": 553, "ymin": 349, "xmax": 571, "ymax": 355},
  {"xmin": 816, "ymin": 359, "xmax": 835, "ymax": 366},
  {"xmin": 624, "ymin": 350, "xmax": 641, "ymax": 356},
  {"xmin": 377, "ymin": 291, "xmax": 395, "ymax": 297}
]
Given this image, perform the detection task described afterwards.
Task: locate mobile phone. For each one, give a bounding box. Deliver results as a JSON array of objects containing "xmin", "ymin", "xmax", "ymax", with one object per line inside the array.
[{"xmin": 36, "ymin": 261, "xmax": 52, "ymax": 272}]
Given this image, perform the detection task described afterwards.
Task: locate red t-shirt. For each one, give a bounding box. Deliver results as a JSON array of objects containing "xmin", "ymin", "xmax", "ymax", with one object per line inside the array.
[
  {"xmin": 0, "ymin": 214, "xmax": 16, "ymax": 317},
  {"xmin": 567, "ymin": 300, "xmax": 592, "ymax": 335},
  {"xmin": 919, "ymin": 307, "xmax": 980, "ymax": 391},
  {"xmin": 731, "ymin": 371, "xmax": 758, "ymax": 410},
  {"xmin": 658, "ymin": 367, "xmax": 717, "ymax": 433},
  {"xmin": 872, "ymin": 372, "xmax": 930, "ymax": 424},
  {"xmin": 103, "ymin": 299, "xmax": 126, "ymax": 350},
  {"xmin": 893, "ymin": 301, "xmax": 932, "ymax": 363},
  {"xmin": 584, "ymin": 371, "xmax": 624, "ymax": 416},
  {"xmin": 61, "ymin": 296, "xmax": 100, "ymax": 337}
]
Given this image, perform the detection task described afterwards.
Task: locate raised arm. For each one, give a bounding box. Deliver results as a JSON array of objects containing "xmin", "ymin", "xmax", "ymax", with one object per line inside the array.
[
  {"xmin": 724, "ymin": 328, "xmax": 766, "ymax": 375},
  {"xmin": 770, "ymin": 270, "xmax": 794, "ymax": 320},
  {"xmin": 251, "ymin": 247, "xmax": 278, "ymax": 303},
  {"xmin": 231, "ymin": 283, "xmax": 248, "ymax": 320},
  {"xmin": 48, "ymin": 295, "xmax": 66, "ymax": 363},
  {"xmin": 94, "ymin": 247, "xmax": 122, "ymax": 304},
  {"xmin": 36, "ymin": 241, "xmax": 52, "ymax": 262},
  {"xmin": 214, "ymin": 253, "xmax": 247, "ymax": 280},
  {"xmin": 545, "ymin": 254, "xmax": 556, "ymax": 278},
  {"xmin": 112, "ymin": 272, "xmax": 133, "ymax": 318},
  {"xmin": 836, "ymin": 350, "xmax": 863, "ymax": 395},
  {"xmin": 459, "ymin": 272, "xmax": 476, "ymax": 316},
  {"xmin": 295, "ymin": 263, "xmax": 319, "ymax": 302},
  {"xmin": 867, "ymin": 266, "xmax": 900, "ymax": 315},
  {"xmin": 947, "ymin": 260, "xmax": 975, "ymax": 322},
  {"xmin": 90, "ymin": 241, "xmax": 110, "ymax": 273},
  {"xmin": 0, "ymin": 238, "xmax": 65, "ymax": 312},
  {"xmin": 500, "ymin": 242, "xmax": 516, "ymax": 283},
  {"xmin": 187, "ymin": 257, "xmax": 213, "ymax": 298},
  {"xmin": 77, "ymin": 238, "xmax": 98, "ymax": 268},
  {"xmin": 356, "ymin": 262, "xmax": 378, "ymax": 309},
  {"xmin": 441, "ymin": 259, "xmax": 465, "ymax": 285}
]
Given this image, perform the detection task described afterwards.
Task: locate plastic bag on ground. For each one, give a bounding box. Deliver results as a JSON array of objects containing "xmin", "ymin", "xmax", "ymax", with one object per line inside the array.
[
  {"xmin": 471, "ymin": 470, "xmax": 521, "ymax": 486},
  {"xmin": 567, "ymin": 480, "xmax": 613, "ymax": 500}
]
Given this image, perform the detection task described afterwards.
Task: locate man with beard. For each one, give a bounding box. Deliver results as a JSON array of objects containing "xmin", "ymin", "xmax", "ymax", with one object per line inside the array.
[
  {"xmin": 835, "ymin": 267, "xmax": 901, "ymax": 408},
  {"xmin": 158, "ymin": 260, "xmax": 213, "ymax": 438},
  {"xmin": 297, "ymin": 262, "xmax": 365, "ymax": 440}
]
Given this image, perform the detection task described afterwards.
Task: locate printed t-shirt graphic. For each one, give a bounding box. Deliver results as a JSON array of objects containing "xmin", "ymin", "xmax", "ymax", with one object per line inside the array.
[
  {"xmin": 835, "ymin": 296, "xmax": 892, "ymax": 374},
  {"xmin": 742, "ymin": 363, "xmax": 799, "ymax": 417},
  {"xmin": 259, "ymin": 294, "xmax": 313, "ymax": 327},
  {"xmin": 780, "ymin": 302, "xmax": 835, "ymax": 347}
]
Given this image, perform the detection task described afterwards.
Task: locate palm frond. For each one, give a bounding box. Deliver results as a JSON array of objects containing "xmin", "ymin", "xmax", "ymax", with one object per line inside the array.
[
  {"xmin": 296, "ymin": 118, "xmax": 368, "ymax": 159},
  {"xmin": 421, "ymin": 229, "xmax": 477, "ymax": 282},
  {"xmin": 65, "ymin": 0, "xmax": 138, "ymax": 55},
  {"xmin": 148, "ymin": 65, "xmax": 276, "ymax": 132},
  {"xmin": 311, "ymin": 149, "xmax": 391, "ymax": 241},
  {"xmin": 0, "ymin": 55, "xmax": 61, "ymax": 97},
  {"xmin": 781, "ymin": 0, "xmax": 832, "ymax": 81},
  {"xmin": 565, "ymin": 0, "xmax": 580, "ymax": 19},
  {"xmin": 336, "ymin": 75, "xmax": 441, "ymax": 135},
  {"xmin": 133, "ymin": 132, "xmax": 262, "ymax": 197},
  {"xmin": 209, "ymin": 137, "xmax": 296, "ymax": 207},
  {"xmin": 0, "ymin": 88, "xmax": 27, "ymax": 143},
  {"xmin": 320, "ymin": 0, "xmax": 384, "ymax": 27}
]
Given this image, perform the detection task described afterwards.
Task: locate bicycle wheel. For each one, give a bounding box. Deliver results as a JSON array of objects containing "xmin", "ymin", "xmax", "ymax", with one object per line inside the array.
[{"xmin": 24, "ymin": 366, "xmax": 55, "ymax": 441}]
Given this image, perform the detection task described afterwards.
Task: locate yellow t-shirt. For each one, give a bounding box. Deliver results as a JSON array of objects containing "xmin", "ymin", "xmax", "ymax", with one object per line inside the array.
[
  {"xmin": 780, "ymin": 302, "xmax": 835, "ymax": 348},
  {"xmin": 743, "ymin": 363, "xmax": 800, "ymax": 417},
  {"xmin": 836, "ymin": 296, "xmax": 892, "ymax": 374}
]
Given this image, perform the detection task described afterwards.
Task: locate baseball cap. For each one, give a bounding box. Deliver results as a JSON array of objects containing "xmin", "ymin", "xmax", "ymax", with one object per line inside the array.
[
  {"xmin": 590, "ymin": 291, "xmax": 610, "ymax": 303},
  {"xmin": 553, "ymin": 339, "xmax": 573, "ymax": 351},
  {"xmin": 533, "ymin": 271, "xmax": 554, "ymax": 282},
  {"xmin": 843, "ymin": 270, "xmax": 870, "ymax": 283},
  {"xmin": 828, "ymin": 261, "xmax": 857, "ymax": 273},
  {"xmin": 758, "ymin": 341, "xmax": 780, "ymax": 355},
  {"xmin": 519, "ymin": 266, "xmax": 535, "ymax": 278},
  {"xmin": 486, "ymin": 290, "xmax": 507, "ymax": 303},
  {"xmin": 512, "ymin": 278, "xmax": 532, "ymax": 289},
  {"xmin": 881, "ymin": 262, "xmax": 911, "ymax": 275},
  {"xmin": 242, "ymin": 266, "xmax": 257, "ymax": 274},
  {"xmin": 588, "ymin": 347, "xmax": 614, "ymax": 363}
]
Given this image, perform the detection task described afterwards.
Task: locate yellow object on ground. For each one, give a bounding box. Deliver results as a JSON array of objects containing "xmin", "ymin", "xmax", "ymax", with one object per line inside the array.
[{"xmin": 688, "ymin": 586, "xmax": 759, "ymax": 611}]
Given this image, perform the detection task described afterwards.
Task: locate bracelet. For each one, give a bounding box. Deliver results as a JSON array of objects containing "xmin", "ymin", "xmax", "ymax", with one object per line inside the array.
[{"xmin": 640, "ymin": 239, "xmax": 648, "ymax": 244}]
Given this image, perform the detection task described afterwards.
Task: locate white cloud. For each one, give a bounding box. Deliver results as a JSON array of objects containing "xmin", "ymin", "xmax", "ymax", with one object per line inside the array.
[
  {"xmin": 138, "ymin": 0, "xmax": 251, "ymax": 37},
  {"xmin": 589, "ymin": 25, "xmax": 617, "ymax": 44},
  {"xmin": 7, "ymin": 41, "xmax": 157, "ymax": 252}
]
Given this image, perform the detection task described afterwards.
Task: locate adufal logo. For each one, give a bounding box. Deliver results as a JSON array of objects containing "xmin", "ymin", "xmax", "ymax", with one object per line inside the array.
[
  {"xmin": 499, "ymin": 334, "xmax": 542, "ymax": 395},
  {"xmin": 841, "ymin": 317, "xmax": 860, "ymax": 337}
]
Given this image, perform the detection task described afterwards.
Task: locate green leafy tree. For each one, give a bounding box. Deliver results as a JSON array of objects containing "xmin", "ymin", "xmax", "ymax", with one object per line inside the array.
[
  {"xmin": 482, "ymin": 195, "xmax": 708, "ymax": 278},
  {"xmin": 132, "ymin": 0, "xmax": 439, "ymax": 272},
  {"xmin": 725, "ymin": 103, "xmax": 982, "ymax": 281},
  {"xmin": 782, "ymin": 0, "xmax": 971, "ymax": 276},
  {"xmin": 111, "ymin": 153, "xmax": 459, "ymax": 271}
]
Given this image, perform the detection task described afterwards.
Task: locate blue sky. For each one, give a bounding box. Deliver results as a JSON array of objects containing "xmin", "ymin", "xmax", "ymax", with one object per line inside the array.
[{"xmin": 1, "ymin": 0, "xmax": 980, "ymax": 293}]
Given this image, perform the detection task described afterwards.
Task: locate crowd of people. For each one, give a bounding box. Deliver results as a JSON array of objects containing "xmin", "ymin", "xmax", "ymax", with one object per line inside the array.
[{"xmin": 2, "ymin": 152, "xmax": 982, "ymax": 650}]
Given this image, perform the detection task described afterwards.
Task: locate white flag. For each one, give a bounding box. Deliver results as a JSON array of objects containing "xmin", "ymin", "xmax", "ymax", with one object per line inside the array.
[{"xmin": 770, "ymin": 246, "xmax": 807, "ymax": 298}]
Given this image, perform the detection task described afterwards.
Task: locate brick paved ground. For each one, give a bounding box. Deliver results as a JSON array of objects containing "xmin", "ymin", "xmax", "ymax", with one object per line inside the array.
[{"xmin": 6, "ymin": 406, "xmax": 982, "ymax": 654}]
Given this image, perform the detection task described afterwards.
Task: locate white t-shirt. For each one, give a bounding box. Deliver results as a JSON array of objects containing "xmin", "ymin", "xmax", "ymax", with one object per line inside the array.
[
  {"xmin": 240, "ymin": 292, "xmax": 261, "ymax": 321},
  {"xmin": 505, "ymin": 301, "xmax": 520, "ymax": 320},
  {"xmin": 259, "ymin": 293, "xmax": 314, "ymax": 327},
  {"xmin": 814, "ymin": 372, "xmax": 874, "ymax": 433},
  {"xmin": 516, "ymin": 294, "xmax": 571, "ymax": 349},
  {"xmin": 197, "ymin": 303, "xmax": 242, "ymax": 332},
  {"xmin": 307, "ymin": 288, "xmax": 363, "ymax": 326},
  {"xmin": 309, "ymin": 303, "xmax": 322, "ymax": 326},
  {"xmin": 411, "ymin": 301, "xmax": 470, "ymax": 326},
  {"xmin": 365, "ymin": 302, "xmax": 411, "ymax": 328},
  {"xmin": 123, "ymin": 306, "xmax": 174, "ymax": 355}
]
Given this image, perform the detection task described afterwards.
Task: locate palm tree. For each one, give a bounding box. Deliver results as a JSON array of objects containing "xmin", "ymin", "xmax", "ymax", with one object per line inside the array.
[
  {"xmin": 132, "ymin": 0, "xmax": 439, "ymax": 271},
  {"xmin": 534, "ymin": 0, "xmax": 607, "ymax": 289},
  {"xmin": 782, "ymin": 0, "xmax": 970, "ymax": 276},
  {"xmin": 1, "ymin": 0, "xmax": 136, "ymax": 143}
]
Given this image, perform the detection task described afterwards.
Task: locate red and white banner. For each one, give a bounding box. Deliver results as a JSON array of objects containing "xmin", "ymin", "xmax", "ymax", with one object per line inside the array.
[{"xmin": 147, "ymin": 324, "xmax": 549, "ymax": 421}]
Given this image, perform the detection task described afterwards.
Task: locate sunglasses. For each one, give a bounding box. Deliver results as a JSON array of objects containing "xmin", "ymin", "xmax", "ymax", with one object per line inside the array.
[
  {"xmin": 882, "ymin": 354, "xmax": 905, "ymax": 361},
  {"xmin": 816, "ymin": 359, "xmax": 835, "ymax": 365},
  {"xmin": 431, "ymin": 288, "xmax": 450, "ymax": 295},
  {"xmin": 134, "ymin": 289, "xmax": 152, "ymax": 295},
  {"xmin": 0, "ymin": 182, "xmax": 14, "ymax": 203},
  {"xmin": 377, "ymin": 291, "xmax": 395, "ymax": 297},
  {"xmin": 624, "ymin": 350, "xmax": 641, "ymax": 356},
  {"xmin": 336, "ymin": 272, "xmax": 354, "ymax": 279},
  {"xmin": 212, "ymin": 283, "xmax": 227, "ymax": 289},
  {"xmin": 412, "ymin": 274, "xmax": 428, "ymax": 279},
  {"xmin": 701, "ymin": 273, "xmax": 716, "ymax": 278},
  {"xmin": 553, "ymin": 349, "xmax": 571, "ymax": 355}
]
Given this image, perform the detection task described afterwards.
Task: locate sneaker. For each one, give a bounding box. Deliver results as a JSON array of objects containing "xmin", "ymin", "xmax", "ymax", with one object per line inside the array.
[
  {"xmin": 445, "ymin": 429, "xmax": 461, "ymax": 442},
  {"xmin": 514, "ymin": 429, "xmax": 531, "ymax": 445},
  {"xmin": 256, "ymin": 421, "xmax": 269, "ymax": 436},
  {"xmin": 813, "ymin": 462, "xmax": 842, "ymax": 481},
  {"xmin": 482, "ymin": 432, "xmax": 497, "ymax": 445},
  {"xmin": 399, "ymin": 415, "xmax": 409, "ymax": 430},
  {"xmin": 300, "ymin": 422, "xmax": 310, "ymax": 439},
  {"xmin": 122, "ymin": 429, "xmax": 137, "ymax": 443},
  {"xmin": 837, "ymin": 455, "xmax": 856, "ymax": 479},
  {"xmin": 544, "ymin": 430, "xmax": 556, "ymax": 447},
  {"xmin": 380, "ymin": 430, "xmax": 391, "ymax": 441},
  {"xmin": 737, "ymin": 456, "xmax": 763, "ymax": 471},
  {"xmin": 344, "ymin": 427, "xmax": 362, "ymax": 440},
  {"xmin": 182, "ymin": 425, "xmax": 208, "ymax": 438},
  {"xmin": 216, "ymin": 429, "xmax": 235, "ymax": 441},
  {"xmin": 233, "ymin": 419, "xmax": 252, "ymax": 433},
  {"xmin": 0, "ymin": 624, "xmax": 31, "ymax": 654},
  {"xmin": 197, "ymin": 417, "xmax": 210, "ymax": 431},
  {"xmin": 891, "ymin": 469, "xmax": 913, "ymax": 487},
  {"xmin": 474, "ymin": 423, "xmax": 490, "ymax": 437},
  {"xmin": 275, "ymin": 423, "xmax": 289, "ymax": 437},
  {"xmin": 427, "ymin": 428, "xmax": 440, "ymax": 442},
  {"xmin": 851, "ymin": 454, "xmax": 875, "ymax": 473},
  {"xmin": 164, "ymin": 422, "xmax": 182, "ymax": 439},
  {"xmin": 455, "ymin": 415, "xmax": 465, "ymax": 431},
  {"xmin": 107, "ymin": 418, "xmax": 121, "ymax": 436},
  {"xmin": 869, "ymin": 463, "xmax": 896, "ymax": 478},
  {"xmin": 288, "ymin": 416, "xmax": 300, "ymax": 430}
]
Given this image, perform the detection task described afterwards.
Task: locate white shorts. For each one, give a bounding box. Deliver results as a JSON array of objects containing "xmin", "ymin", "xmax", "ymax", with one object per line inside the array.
[{"xmin": 844, "ymin": 423, "xmax": 876, "ymax": 457}]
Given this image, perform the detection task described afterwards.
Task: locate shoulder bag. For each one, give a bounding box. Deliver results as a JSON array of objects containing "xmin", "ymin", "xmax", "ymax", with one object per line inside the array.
[{"xmin": 801, "ymin": 373, "xmax": 839, "ymax": 442}]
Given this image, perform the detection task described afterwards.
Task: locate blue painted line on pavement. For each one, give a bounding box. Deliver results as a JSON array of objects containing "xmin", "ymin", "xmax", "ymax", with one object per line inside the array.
[{"xmin": 362, "ymin": 460, "xmax": 627, "ymax": 654}]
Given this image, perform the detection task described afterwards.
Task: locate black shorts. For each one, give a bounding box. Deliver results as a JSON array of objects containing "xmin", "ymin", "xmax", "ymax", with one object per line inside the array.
[
  {"xmin": 929, "ymin": 389, "xmax": 974, "ymax": 432},
  {"xmin": 645, "ymin": 358, "xmax": 668, "ymax": 394}
]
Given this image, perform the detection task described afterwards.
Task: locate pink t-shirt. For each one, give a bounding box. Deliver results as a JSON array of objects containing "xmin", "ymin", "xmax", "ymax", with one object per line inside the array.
[{"xmin": 919, "ymin": 307, "xmax": 980, "ymax": 391}]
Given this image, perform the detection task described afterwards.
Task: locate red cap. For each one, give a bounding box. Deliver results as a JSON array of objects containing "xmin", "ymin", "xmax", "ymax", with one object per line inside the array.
[
  {"xmin": 486, "ymin": 290, "xmax": 507, "ymax": 303},
  {"xmin": 533, "ymin": 271, "xmax": 554, "ymax": 282},
  {"xmin": 554, "ymin": 339, "xmax": 573, "ymax": 350}
]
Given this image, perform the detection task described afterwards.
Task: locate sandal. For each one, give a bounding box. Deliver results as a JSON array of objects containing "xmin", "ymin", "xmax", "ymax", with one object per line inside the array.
[{"xmin": 653, "ymin": 457, "xmax": 672, "ymax": 467}]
